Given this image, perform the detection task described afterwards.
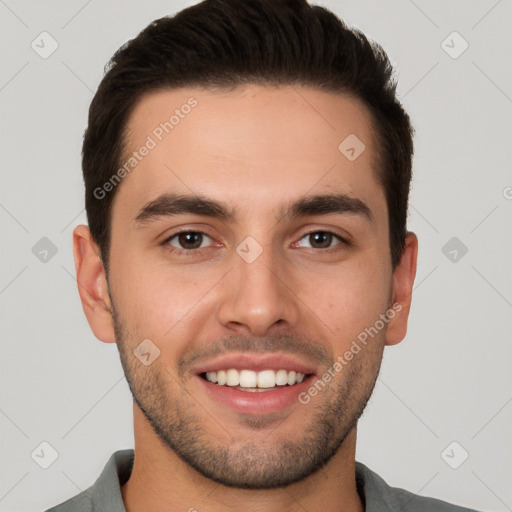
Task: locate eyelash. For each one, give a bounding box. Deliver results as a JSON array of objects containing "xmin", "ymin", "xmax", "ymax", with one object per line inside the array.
[{"xmin": 162, "ymin": 229, "xmax": 349, "ymax": 255}]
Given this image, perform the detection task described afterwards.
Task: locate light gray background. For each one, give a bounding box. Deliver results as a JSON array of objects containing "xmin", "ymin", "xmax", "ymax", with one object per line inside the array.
[{"xmin": 1, "ymin": 1, "xmax": 511, "ymax": 511}]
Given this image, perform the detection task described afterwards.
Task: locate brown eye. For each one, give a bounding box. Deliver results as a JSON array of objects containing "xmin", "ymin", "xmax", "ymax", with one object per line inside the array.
[
  {"xmin": 297, "ymin": 231, "xmax": 345, "ymax": 250},
  {"xmin": 165, "ymin": 231, "xmax": 212, "ymax": 251},
  {"xmin": 308, "ymin": 232, "xmax": 333, "ymax": 249},
  {"xmin": 294, "ymin": 230, "xmax": 350, "ymax": 253}
]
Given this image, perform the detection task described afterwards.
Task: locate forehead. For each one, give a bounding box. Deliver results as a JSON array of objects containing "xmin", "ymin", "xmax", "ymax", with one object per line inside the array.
[{"xmin": 114, "ymin": 84, "xmax": 385, "ymax": 221}]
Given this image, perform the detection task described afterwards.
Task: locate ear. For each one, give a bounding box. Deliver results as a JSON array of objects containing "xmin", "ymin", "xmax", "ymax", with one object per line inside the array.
[
  {"xmin": 73, "ymin": 224, "xmax": 116, "ymax": 343},
  {"xmin": 385, "ymin": 232, "xmax": 418, "ymax": 346}
]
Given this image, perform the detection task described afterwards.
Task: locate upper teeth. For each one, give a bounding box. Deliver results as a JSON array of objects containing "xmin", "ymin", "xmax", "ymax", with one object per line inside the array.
[{"xmin": 205, "ymin": 369, "xmax": 306, "ymax": 388}]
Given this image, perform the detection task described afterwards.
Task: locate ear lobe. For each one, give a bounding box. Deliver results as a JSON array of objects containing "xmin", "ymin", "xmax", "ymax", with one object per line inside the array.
[
  {"xmin": 385, "ymin": 232, "xmax": 418, "ymax": 346},
  {"xmin": 73, "ymin": 224, "xmax": 116, "ymax": 343}
]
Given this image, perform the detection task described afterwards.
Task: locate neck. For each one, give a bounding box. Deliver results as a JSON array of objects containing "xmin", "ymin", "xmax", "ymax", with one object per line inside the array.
[{"xmin": 121, "ymin": 404, "xmax": 364, "ymax": 512}]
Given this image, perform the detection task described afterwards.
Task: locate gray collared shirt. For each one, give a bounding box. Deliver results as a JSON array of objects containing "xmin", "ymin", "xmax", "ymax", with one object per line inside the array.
[{"xmin": 44, "ymin": 449, "xmax": 481, "ymax": 512}]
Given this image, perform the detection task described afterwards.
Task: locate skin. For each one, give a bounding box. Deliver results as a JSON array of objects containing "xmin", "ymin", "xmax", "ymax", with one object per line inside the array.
[{"xmin": 73, "ymin": 84, "xmax": 418, "ymax": 512}]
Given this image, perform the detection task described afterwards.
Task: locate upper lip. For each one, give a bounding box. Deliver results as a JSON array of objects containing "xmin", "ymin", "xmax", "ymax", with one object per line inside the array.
[{"xmin": 191, "ymin": 353, "xmax": 317, "ymax": 376}]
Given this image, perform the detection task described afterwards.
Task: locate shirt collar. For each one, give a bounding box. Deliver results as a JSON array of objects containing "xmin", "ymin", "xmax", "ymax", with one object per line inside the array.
[
  {"xmin": 90, "ymin": 449, "xmax": 134, "ymax": 512},
  {"xmin": 90, "ymin": 449, "xmax": 383, "ymax": 511}
]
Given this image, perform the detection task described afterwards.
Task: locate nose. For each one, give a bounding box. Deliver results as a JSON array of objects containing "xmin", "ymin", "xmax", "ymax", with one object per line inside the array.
[{"xmin": 217, "ymin": 241, "xmax": 301, "ymax": 337}]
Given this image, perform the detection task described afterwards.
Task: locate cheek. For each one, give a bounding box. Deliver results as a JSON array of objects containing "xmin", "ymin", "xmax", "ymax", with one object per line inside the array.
[
  {"xmin": 111, "ymin": 257, "xmax": 219, "ymax": 339},
  {"xmin": 303, "ymin": 256, "xmax": 391, "ymax": 342}
]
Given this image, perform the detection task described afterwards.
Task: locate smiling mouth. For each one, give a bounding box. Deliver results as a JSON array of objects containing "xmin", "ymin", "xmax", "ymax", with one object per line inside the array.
[{"xmin": 200, "ymin": 368, "xmax": 313, "ymax": 392}]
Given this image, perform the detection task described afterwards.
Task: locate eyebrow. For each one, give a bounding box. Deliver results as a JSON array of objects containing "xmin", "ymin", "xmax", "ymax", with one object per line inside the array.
[{"xmin": 133, "ymin": 192, "xmax": 373, "ymax": 225}]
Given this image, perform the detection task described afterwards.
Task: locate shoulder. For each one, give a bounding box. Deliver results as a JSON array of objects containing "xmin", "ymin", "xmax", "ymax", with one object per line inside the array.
[
  {"xmin": 43, "ymin": 487, "xmax": 94, "ymax": 512},
  {"xmin": 43, "ymin": 449, "xmax": 133, "ymax": 512},
  {"xmin": 355, "ymin": 461, "xmax": 482, "ymax": 512}
]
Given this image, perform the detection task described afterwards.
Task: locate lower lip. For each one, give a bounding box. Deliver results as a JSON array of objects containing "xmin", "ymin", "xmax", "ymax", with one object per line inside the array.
[{"xmin": 196, "ymin": 375, "xmax": 314, "ymax": 415}]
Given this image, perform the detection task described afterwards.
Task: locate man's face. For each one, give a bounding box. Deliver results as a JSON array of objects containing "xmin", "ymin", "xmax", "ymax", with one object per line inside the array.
[{"xmin": 93, "ymin": 85, "xmax": 409, "ymax": 488}]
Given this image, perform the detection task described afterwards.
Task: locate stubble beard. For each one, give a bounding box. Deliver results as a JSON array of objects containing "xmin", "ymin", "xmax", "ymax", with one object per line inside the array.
[{"xmin": 113, "ymin": 309, "xmax": 384, "ymax": 489}]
